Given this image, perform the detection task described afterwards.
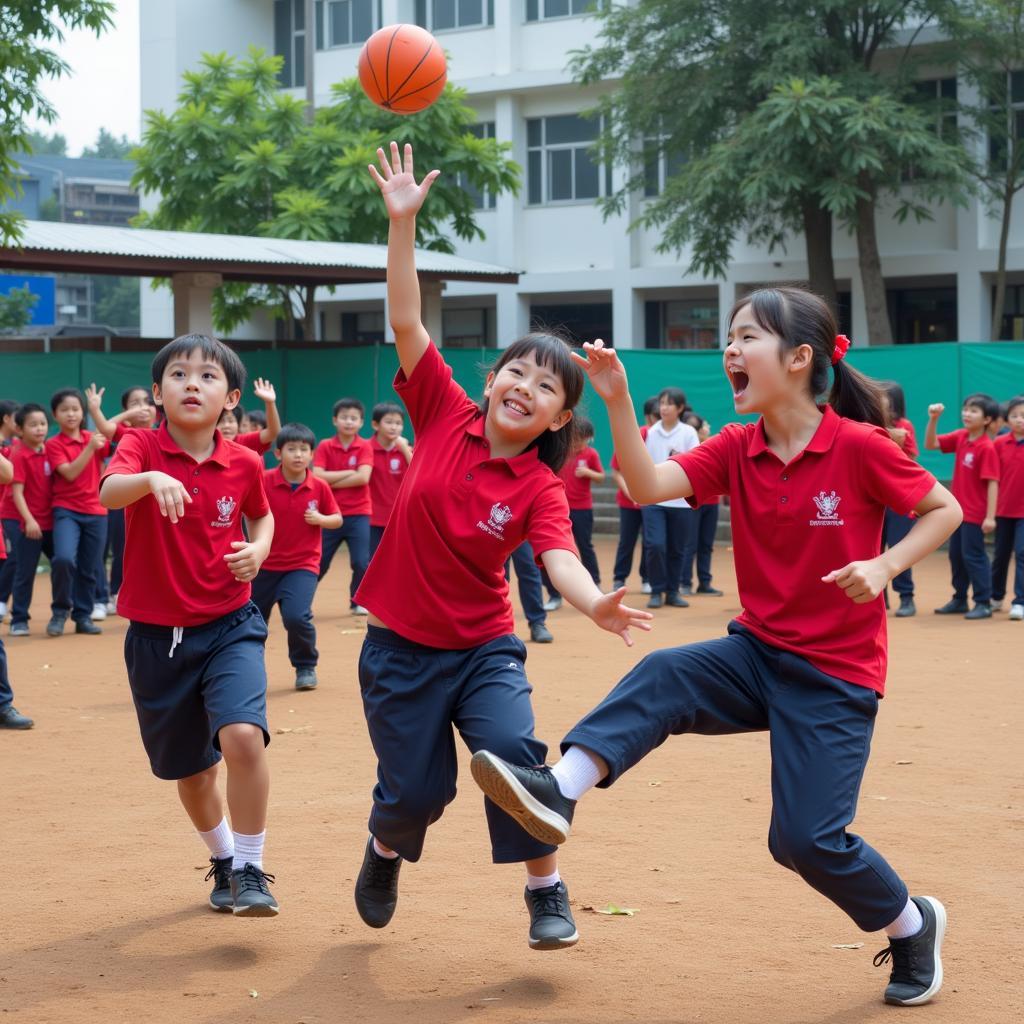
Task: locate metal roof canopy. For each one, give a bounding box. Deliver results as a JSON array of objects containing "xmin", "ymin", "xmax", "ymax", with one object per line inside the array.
[{"xmin": 0, "ymin": 220, "xmax": 521, "ymax": 286}]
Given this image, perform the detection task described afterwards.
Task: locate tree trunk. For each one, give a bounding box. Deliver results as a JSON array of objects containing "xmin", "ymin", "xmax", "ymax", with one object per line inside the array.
[
  {"xmin": 801, "ymin": 197, "xmax": 838, "ymax": 315},
  {"xmin": 303, "ymin": 284, "xmax": 317, "ymax": 341},
  {"xmin": 991, "ymin": 175, "xmax": 1015, "ymax": 341},
  {"xmin": 278, "ymin": 286, "xmax": 298, "ymax": 340},
  {"xmin": 854, "ymin": 175, "xmax": 893, "ymax": 345}
]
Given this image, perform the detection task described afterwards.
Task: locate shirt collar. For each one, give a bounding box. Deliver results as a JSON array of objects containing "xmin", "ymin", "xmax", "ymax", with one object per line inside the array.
[
  {"xmin": 157, "ymin": 420, "xmax": 232, "ymax": 467},
  {"xmin": 747, "ymin": 405, "xmax": 842, "ymax": 459},
  {"xmin": 270, "ymin": 466, "xmax": 312, "ymax": 490},
  {"xmin": 465, "ymin": 411, "xmax": 544, "ymax": 478}
]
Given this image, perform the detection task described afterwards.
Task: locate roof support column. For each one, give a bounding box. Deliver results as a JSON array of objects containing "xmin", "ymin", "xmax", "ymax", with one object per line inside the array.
[
  {"xmin": 172, "ymin": 272, "xmax": 222, "ymax": 337},
  {"xmin": 420, "ymin": 279, "xmax": 444, "ymax": 345}
]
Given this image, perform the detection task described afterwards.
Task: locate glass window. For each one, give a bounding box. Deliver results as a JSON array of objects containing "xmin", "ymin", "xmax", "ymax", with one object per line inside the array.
[
  {"xmin": 886, "ymin": 286, "xmax": 958, "ymax": 344},
  {"xmin": 526, "ymin": 114, "xmax": 605, "ymax": 204},
  {"xmin": 529, "ymin": 301, "xmax": 611, "ymax": 346},
  {"xmin": 318, "ymin": 0, "xmax": 376, "ymax": 49},
  {"xmin": 416, "ymin": 0, "xmax": 492, "ymax": 29},
  {"xmin": 903, "ymin": 77, "xmax": 957, "ymax": 181},
  {"xmin": 526, "ymin": 0, "xmax": 594, "ymax": 21},
  {"xmin": 456, "ymin": 122, "xmax": 498, "ymax": 210},
  {"xmin": 442, "ymin": 307, "xmax": 492, "ymax": 347}
]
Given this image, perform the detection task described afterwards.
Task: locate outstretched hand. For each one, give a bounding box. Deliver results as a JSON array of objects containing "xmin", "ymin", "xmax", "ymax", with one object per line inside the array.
[
  {"xmin": 252, "ymin": 377, "xmax": 276, "ymax": 403},
  {"xmin": 570, "ymin": 340, "xmax": 630, "ymax": 402},
  {"xmin": 368, "ymin": 141, "xmax": 440, "ymax": 221},
  {"xmin": 590, "ymin": 586, "xmax": 653, "ymax": 647}
]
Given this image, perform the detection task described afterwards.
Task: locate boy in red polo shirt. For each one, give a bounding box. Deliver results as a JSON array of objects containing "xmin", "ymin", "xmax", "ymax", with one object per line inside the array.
[
  {"xmin": 0, "ymin": 451, "xmax": 32, "ymax": 729},
  {"xmin": 474, "ymin": 288, "xmax": 962, "ymax": 1008},
  {"xmin": 991, "ymin": 394, "xmax": 1024, "ymax": 619},
  {"xmin": 367, "ymin": 401, "xmax": 412, "ymax": 558},
  {"xmin": 252, "ymin": 423, "xmax": 341, "ymax": 691},
  {"xmin": 926, "ymin": 393, "xmax": 1000, "ymax": 619},
  {"xmin": 0, "ymin": 399, "xmax": 21, "ymax": 621},
  {"xmin": 100, "ymin": 333, "xmax": 279, "ymax": 917},
  {"xmin": 313, "ymin": 397, "xmax": 373, "ymax": 613},
  {"xmin": 8, "ymin": 404, "xmax": 56, "ymax": 637},
  {"xmin": 217, "ymin": 378, "xmax": 281, "ymax": 456}
]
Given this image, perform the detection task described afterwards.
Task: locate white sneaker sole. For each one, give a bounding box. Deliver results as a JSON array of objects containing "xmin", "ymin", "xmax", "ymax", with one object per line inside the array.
[
  {"xmin": 232, "ymin": 901, "xmax": 280, "ymax": 917},
  {"xmin": 889, "ymin": 896, "xmax": 946, "ymax": 1006},
  {"xmin": 529, "ymin": 929, "xmax": 579, "ymax": 951},
  {"xmin": 470, "ymin": 752, "xmax": 570, "ymax": 846}
]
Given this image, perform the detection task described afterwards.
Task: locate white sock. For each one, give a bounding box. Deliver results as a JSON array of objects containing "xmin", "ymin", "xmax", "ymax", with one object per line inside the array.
[
  {"xmin": 232, "ymin": 830, "xmax": 265, "ymax": 871},
  {"xmin": 373, "ymin": 836, "xmax": 399, "ymax": 860},
  {"xmin": 526, "ymin": 869, "xmax": 561, "ymax": 891},
  {"xmin": 551, "ymin": 745, "xmax": 607, "ymax": 801},
  {"xmin": 884, "ymin": 898, "xmax": 924, "ymax": 939},
  {"xmin": 197, "ymin": 817, "xmax": 233, "ymax": 861}
]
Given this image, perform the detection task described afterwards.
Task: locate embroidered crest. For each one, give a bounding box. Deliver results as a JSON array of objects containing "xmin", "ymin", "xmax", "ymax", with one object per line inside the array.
[
  {"xmin": 212, "ymin": 495, "xmax": 237, "ymax": 528},
  {"xmin": 307, "ymin": 499, "xmax": 319, "ymax": 513},
  {"xmin": 389, "ymin": 456, "xmax": 401, "ymax": 472},
  {"xmin": 810, "ymin": 489, "xmax": 844, "ymax": 527},
  {"xmin": 478, "ymin": 502, "xmax": 513, "ymax": 539},
  {"xmin": 963, "ymin": 451, "xmax": 975, "ymax": 468}
]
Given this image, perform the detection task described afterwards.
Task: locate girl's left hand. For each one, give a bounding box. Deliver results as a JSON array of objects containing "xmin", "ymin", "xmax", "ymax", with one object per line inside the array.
[
  {"xmin": 253, "ymin": 377, "xmax": 276, "ymax": 402},
  {"xmin": 590, "ymin": 586, "xmax": 653, "ymax": 646},
  {"xmin": 570, "ymin": 340, "xmax": 630, "ymax": 402},
  {"xmin": 821, "ymin": 558, "xmax": 889, "ymax": 603}
]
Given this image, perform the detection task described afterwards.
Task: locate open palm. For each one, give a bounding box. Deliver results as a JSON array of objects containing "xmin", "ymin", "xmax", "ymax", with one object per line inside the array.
[
  {"xmin": 369, "ymin": 141, "xmax": 440, "ymax": 220},
  {"xmin": 570, "ymin": 341, "xmax": 630, "ymax": 402}
]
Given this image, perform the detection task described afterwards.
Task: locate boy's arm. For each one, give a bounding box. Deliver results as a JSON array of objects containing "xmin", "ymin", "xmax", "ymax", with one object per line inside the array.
[
  {"xmin": 225, "ymin": 512, "xmax": 274, "ymax": 582},
  {"xmin": 369, "ymin": 142, "xmax": 441, "ymax": 380},
  {"xmin": 312, "ymin": 465, "xmax": 371, "ymax": 487},
  {"xmin": 0, "ymin": 455, "xmax": 11, "ymax": 485},
  {"xmin": 55, "ymin": 432, "xmax": 108, "ymax": 481},
  {"xmin": 10, "ymin": 484, "xmax": 41, "ymax": 538},
  {"xmin": 611, "ymin": 467, "xmax": 635, "ymax": 504},
  {"xmin": 85, "ymin": 384, "xmax": 121, "ymax": 439},
  {"xmin": 983, "ymin": 479, "xmax": 998, "ymax": 533},
  {"xmin": 253, "ymin": 379, "xmax": 282, "ymax": 446},
  {"xmin": 924, "ymin": 404, "xmax": 944, "ymax": 450},
  {"xmin": 100, "ymin": 471, "xmax": 193, "ymax": 522},
  {"xmin": 309, "ymin": 510, "xmax": 343, "ymax": 529},
  {"xmin": 396, "ymin": 435, "xmax": 414, "ymax": 464}
]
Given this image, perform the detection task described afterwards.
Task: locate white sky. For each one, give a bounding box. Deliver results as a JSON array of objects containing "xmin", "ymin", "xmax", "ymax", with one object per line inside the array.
[{"xmin": 26, "ymin": 0, "xmax": 141, "ymax": 157}]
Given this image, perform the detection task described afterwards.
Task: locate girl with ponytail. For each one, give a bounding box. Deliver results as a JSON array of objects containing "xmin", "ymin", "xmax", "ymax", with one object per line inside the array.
[{"xmin": 471, "ymin": 285, "xmax": 963, "ymax": 1008}]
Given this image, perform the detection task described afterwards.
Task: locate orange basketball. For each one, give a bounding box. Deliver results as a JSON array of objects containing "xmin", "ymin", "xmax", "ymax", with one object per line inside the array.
[{"xmin": 358, "ymin": 24, "xmax": 447, "ymax": 115}]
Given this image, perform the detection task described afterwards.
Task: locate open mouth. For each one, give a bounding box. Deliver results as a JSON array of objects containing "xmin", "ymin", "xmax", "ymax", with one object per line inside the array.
[
  {"xmin": 503, "ymin": 399, "xmax": 530, "ymax": 418},
  {"xmin": 728, "ymin": 368, "xmax": 749, "ymax": 397}
]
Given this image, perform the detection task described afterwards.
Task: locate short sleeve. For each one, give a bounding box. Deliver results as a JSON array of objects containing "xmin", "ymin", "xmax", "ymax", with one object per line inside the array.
[
  {"xmin": 937, "ymin": 430, "xmax": 960, "ymax": 455},
  {"xmin": 11, "ymin": 450, "xmax": 26, "ymax": 484},
  {"xmin": 586, "ymin": 447, "xmax": 604, "ymax": 473},
  {"xmin": 979, "ymin": 443, "xmax": 1000, "ymax": 482},
  {"xmin": 318, "ymin": 478, "xmax": 339, "ymax": 516},
  {"xmin": 237, "ymin": 431, "xmax": 271, "ymax": 455},
  {"xmin": 902, "ymin": 420, "xmax": 919, "ymax": 460},
  {"xmin": 860, "ymin": 428, "xmax": 936, "ymax": 516},
  {"xmin": 112, "ymin": 422, "xmax": 129, "ymax": 444},
  {"xmin": 525, "ymin": 478, "xmax": 577, "ymax": 562},
  {"xmin": 102, "ymin": 429, "xmax": 149, "ymax": 481},
  {"xmin": 356, "ymin": 441, "xmax": 374, "ymax": 468},
  {"xmin": 393, "ymin": 341, "xmax": 476, "ymax": 435},
  {"xmin": 45, "ymin": 437, "xmax": 69, "ymax": 469},
  {"xmin": 672, "ymin": 426, "xmax": 737, "ymax": 505},
  {"xmin": 241, "ymin": 458, "xmax": 270, "ymax": 519},
  {"xmin": 313, "ymin": 440, "xmax": 331, "ymax": 469}
]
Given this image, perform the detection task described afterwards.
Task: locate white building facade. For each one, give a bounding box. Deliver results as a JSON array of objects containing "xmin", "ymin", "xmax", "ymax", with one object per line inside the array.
[{"xmin": 140, "ymin": 0, "xmax": 1024, "ymax": 347}]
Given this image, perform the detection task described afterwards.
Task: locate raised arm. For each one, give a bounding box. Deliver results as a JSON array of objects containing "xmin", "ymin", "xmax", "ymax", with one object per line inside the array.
[
  {"xmin": 85, "ymin": 384, "xmax": 121, "ymax": 439},
  {"xmin": 571, "ymin": 342, "xmax": 693, "ymax": 505},
  {"xmin": 252, "ymin": 379, "xmax": 282, "ymax": 446},
  {"xmin": 924, "ymin": 403, "xmax": 944, "ymax": 451},
  {"xmin": 368, "ymin": 141, "xmax": 440, "ymax": 381}
]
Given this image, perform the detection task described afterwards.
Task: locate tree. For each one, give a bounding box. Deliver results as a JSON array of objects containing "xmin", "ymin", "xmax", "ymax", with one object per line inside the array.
[
  {"xmin": 24, "ymin": 129, "xmax": 68, "ymax": 155},
  {"xmin": 0, "ymin": 285, "xmax": 39, "ymax": 333},
  {"xmin": 0, "ymin": 1, "xmax": 114, "ymax": 245},
  {"xmin": 132, "ymin": 49, "xmax": 520, "ymax": 339},
  {"xmin": 92, "ymin": 275, "xmax": 140, "ymax": 329},
  {"xmin": 81, "ymin": 127, "xmax": 136, "ymax": 160},
  {"xmin": 573, "ymin": 0, "xmax": 970, "ymax": 343},
  {"xmin": 946, "ymin": 0, "xmax": 1024, "ymax": 339}
]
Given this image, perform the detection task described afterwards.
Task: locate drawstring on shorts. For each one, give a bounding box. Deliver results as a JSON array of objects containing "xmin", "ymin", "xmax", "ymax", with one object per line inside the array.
[{"xmin": 169, "ymin": 626, "xmax": 184, "ymax": 658}]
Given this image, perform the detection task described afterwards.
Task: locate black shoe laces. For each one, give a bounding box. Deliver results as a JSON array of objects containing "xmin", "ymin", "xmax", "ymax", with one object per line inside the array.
[
  {"xmin": 529, "ymin": 884, "xmax": 569, "ymax": 919},
  {"xmin": 366, "ymin": 850, "xmax": 401, "ymax": 890},
  {"xmin": 235, "ymin": 863, "xmax": 275, "ymax": 896},
  {"xmin": 204, "ymin": 858, "xmax": 232, "ymax": 889},
  {"xmin": 873, "ymin": 939, "xmax": 918, "ymax": 983}
]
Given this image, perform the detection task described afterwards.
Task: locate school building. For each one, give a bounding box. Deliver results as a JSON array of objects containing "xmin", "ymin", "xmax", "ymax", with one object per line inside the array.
[{"xmin": 140, "ymin": 1, "xmax": 1024, "ymax": 348}]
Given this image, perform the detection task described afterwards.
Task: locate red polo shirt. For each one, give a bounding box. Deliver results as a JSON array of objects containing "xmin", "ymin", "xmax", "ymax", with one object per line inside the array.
[
  {"xmin": 11, "ymin": 446, "xmax": 54, "ymax": 530},
  {"xmin": 892, "ymin": 417, "xmax": 919, "ymax": 459},
  {"xmin": 101, "ymin": 422, "xmax": 270, "ymax": 627},
  {"xmin": 314, "ymin": 435, "xmax": 373, "ymax": 516},
  {"xmin": 675, "ymin": 406, "xmax": 935, "ymax": 695},
  {"xmin": 261, "ymin": 467, "xmax": 339, "ymax": 574},
  {"xmin": 558, "ymin": 445, "xmax": 603, "ymax": 510},
  {"xmin": 46, "ymin": 430, "xmax": 110, "ymax": 516},
  {"xmin": 937, "ymin": 429, "xmax": 999, "ymax": 525},
  {"xmin": 994, "ymin": 433, "xmax": 1024, "ymax": 517},
  {"xmin": 612, "ymin": 426, "xmax": 646, "ymax": 510},
  {"xmin": 369, "ymin": 437, "xmax": 409, "ymax": 527},
  {"xmin": 356, "ymin": 341, "xmax": 576, "ymax": 649},
  {"xmin": 0, "ymin": 441, "xmax": 17, "ymax": 520},
  {"xmin": 235, "ymin": 430, "xmax": 271, "ymax": 455}
]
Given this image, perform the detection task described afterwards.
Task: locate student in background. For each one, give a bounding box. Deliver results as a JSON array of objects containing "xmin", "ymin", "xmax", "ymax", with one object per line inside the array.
[
  {"xmin": 0, "ymin": 399, "xmax": 21, "ymax": 622},
  {"xmin": 0, "ymin": 451, "xmax": 32, "ymax": 729},
  {"xmin": 681, "ymin": 412, "xmax": 723, "ymax": 597},
  {"xmin": 218, "ymin": 379, "xmax": 281, "ymax": 456},
  {"xmin": 368, "ymin": 402, "xmax": 412, "ymax": 559},
  {"xmin": 991, "ymin": 395, "xmax": 1024, "ymax": 620},
  {"xmin": 881, "ymin": 383, "xmax": 919, "ymax": 617}
]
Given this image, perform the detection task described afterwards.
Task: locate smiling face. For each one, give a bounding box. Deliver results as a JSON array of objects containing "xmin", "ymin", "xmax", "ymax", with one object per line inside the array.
[
  {"xmin": 156, "ymin": 348, "xmax": 239, "ymax": 431},
  {"xmin": 21, "ymin": 410, "xmax": 49, "ymax": 448},
  {"xmin": 484, "ymin": 351, "xmax": 572, "ymax": 445},
  {"xmin": 217, "ymin": 409, "xmax": 240, "ymax": 439},
  {"xmin": 54, "ymin": 395, "xmax": 84, "ymax": 435},
  {"xmin": 724, "ymin": 303, "xmax": 813, "ymax": 415}
]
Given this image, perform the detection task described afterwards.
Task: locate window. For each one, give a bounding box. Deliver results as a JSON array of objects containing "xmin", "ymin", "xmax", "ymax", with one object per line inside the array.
[
  {"xmin": 314, "ymin": 0, "xmax": 378, "ymax": 49},
  {"xmin": 526, "ymin": 0, "xmax": 595, "ymax": 20},
  {"xmin": 341, "ymin": 310, "xmax": 385, "ymax": 343},
  {"xmin": 527, "ymin": 114, "xmax": 607, "ymax": 205},
  {"xmin": 989, "ymin": 70, "xmax": 1024, "ymax": 171},
  {"xmin": 886, "ymin": 286, "xmax": 957, "ymax": 344},
  {"xmin": 529, "ymin": 301, "xmax": 611, "ymax": 346},
  {"xmin": 442, "ymin": 307, "xmax": 493, "ymax": 347},
  {"xmin": 992, "ymin": 283, "xmax": 1024, "ymax": 340},
  {"xmin": 643, "ymin": 133, "xmax": 688, "ymax": 198},
  {"xmin": 274, "ymin": 0, "xmax": 305, "ymax": 87},
  {"xmin": 643, "ymin": 300, "xmax": 718, "ymax": 349},
  {"xmin": 415, "ymin": 0, "xmax": 493, "ymax": 30},
  {"xmin": 904, "ymin": 77, "xmax": 956, "ymax": 181},
  {"xmin": 457, "ymin": 123, "xmax": 497, "ymax": 210}
]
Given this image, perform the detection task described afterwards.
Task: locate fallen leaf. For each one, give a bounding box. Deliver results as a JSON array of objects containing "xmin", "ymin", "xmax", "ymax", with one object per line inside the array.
[
  {"xmin": 648, "ymin": 780, "xmax": 661, "ymax": 787},
  {"xmin": 595, "ymin": 903, "xmax": 638, "ymax": 916},
  {"xmin": 666, "ymin": 898, "xmax": 682, "ymax": 904},
  {"xmin": 276, "ymin": 727, "xmax": 292, "ymax": 735},
  {"xmin": 831, "ymin": 942, "xmax": 864, "ymax": 950},
  {"xmin": 249, "ymin": 989, "xmax": 259, "ymax": 998},
  {"xmin": 894, "ymin": 760, "xmax": 913, "ymax": 765},
  {"xmin": 872, "ymin": 796, "xmax": 888, "ymax": 801}
]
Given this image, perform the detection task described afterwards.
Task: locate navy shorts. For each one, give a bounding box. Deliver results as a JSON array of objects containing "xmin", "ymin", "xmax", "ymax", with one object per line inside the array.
[{"xmin": 125, "ymin": 602, "xmax": 270, "ymax": 781}]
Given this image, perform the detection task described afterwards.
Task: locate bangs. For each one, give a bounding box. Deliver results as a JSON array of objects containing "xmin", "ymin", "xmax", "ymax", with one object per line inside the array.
[
  {"xmin": 729, "ymin": 289, "xmax": 790, "ymax": 341},
  {"xmin": 152, "ymin": 333, "xmax": 246, "ymax": 393},
  {"xmin": 496, "ymin": 333, "xmax": 584, "ymax": 407}
]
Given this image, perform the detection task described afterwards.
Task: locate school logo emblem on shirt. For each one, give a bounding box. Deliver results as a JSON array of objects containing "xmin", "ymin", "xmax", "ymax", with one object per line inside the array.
[
  {"xmin": 964, "ymin": 451, "xmax": 975, "ymax": 468},
  {"xmin": 810, "ymin": 490, "xmax": 844, "ymax": 526},
  {"xmin": 478, "ymin": 502, "xmax": 513, "ymax": 539},
  {"xmin": 307, "ymin": 499, "xmax": 319, "ymax": 513},
  {"xmin": 389, "ymin": 456, "xmax": 402, "ymax": 473},
  {"xmin": 44, "ymin": 460, "xmax": 51, "ymax": 476},
  {"xmin": 212, "ymin": 495, "xmax": 237, "ymax": 528},
  {"xmin": 349, "ymin": 454, "xmax": 357, "ymax": 467}
]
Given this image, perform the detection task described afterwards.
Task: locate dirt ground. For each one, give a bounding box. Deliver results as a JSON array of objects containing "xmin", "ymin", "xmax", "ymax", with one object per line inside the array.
[{"xmin": 2, "ymin": 539, "xmax": 1021, "ymax": 1024}]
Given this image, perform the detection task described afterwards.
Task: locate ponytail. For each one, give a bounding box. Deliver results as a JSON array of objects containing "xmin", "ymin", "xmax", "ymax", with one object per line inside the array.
[{"xmin": 829, "ymin": 359, "xmax": 887, "ymax": 427}]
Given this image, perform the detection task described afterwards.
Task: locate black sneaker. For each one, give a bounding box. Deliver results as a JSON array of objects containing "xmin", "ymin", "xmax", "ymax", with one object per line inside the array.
[
  {"xmin": 895, "ymin": 595, "xmax": 916, "ymax": 618},
  {"xmin": 0, "ymin": 705, "xmax": 33, "ymax": 729},
  {"xmin": 873, "ymin": 896, "xmax": 946, "ymax": 1006},
  {"xmin": 470, "ymin": 751, "xmax": 575, "ymax": 846},
  {"xmin": 295, "ymin": 668, "xmax": 318, "ymax": 690},
  {"xmin": 646, "ymin": 594, "xmax": 664, "ymax": 609},
  {"xmin": 529, "ymin": 622, "xmax": 554, "ymax": 643},
  {"xmin": 74, "ymin": 619, "xmax": 102, "ymax": 635},
  {"xmin": 665, "ymin": 593, "xmax": 689, "ymax": 608},
  {"xmin": 354, "ymin": 836, "xmax": 402, "ymax": 928},
  {"xmin": 964, "ymin": 603, "xmax": 992, "ymax": 620},
  {"xmin": 205, "ymin": 856, "xmax": 234, "ymax": 912},
  {"xmin": 679, "ymin": 585, "xmax": 693, "ymax": 596},
  {"xmin": 46, "ymin": 614, "xmax": 67, "ymax": 637},
  {"xmin": 230, "ymin": 863, "xmax": 279, "ymax": 917},
  {"xmin": 934, "ymin": 599, "xmax": 968, "ymax": 615},
  {"xmin": 612, "ymin": 579, "xmax": 626, "ymax": 591},
  {"xmin": 524, "ymin": 881, "xmax": 579, "ymax": 950},
  {"xmin": 695, "ymin": 585, "xmax": 723, "ymax": 596}
]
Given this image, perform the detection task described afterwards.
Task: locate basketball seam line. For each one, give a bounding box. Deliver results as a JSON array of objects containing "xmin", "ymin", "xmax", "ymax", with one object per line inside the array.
[
  {"xmin": 364, "ymin": 43, "xmax": 385, "ymax": 108},
  {"xmin": 383, "ymin": 25, "xmax": 402, "ymax": 103},
  {"xmin": 388, "ymin": 69, "xmax": 447, "ymax": 106},
  {"xmin": 386, "ymin": 41, "xmax": 437, "ymax": 107}
]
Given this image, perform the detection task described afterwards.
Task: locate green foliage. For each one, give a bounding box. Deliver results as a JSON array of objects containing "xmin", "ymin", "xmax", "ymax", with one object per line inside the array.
[
  {"xmin": 38, "ymin": 195, "xmax": 61, "ymax": 221},
  {"xmin": 92, "ymin": 276, "xmax": 140, "ymax": 329},
  {"xmin": 0, "ymin": 285, "xmax": 39, "ymax": 333},
  {"xmin": 0, "ymin": 1, "xmax": 114, "ymax": 244},
  {"xmin": 132, "ymin": 49, "xmax": 520, "ymax": 336},
  {"xmin": 81, "ymin": 127, "xmax": 136, "ymax": 159},
  {"xmin": 25, "ymin": 130, "xmax": 68, "ymax": 155}
]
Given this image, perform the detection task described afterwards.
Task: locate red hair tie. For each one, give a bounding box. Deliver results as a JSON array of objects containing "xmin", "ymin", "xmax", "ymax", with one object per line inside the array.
[{"xmin": 832, "ymin": 334, "xmax": 851, "ymax": 366}]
